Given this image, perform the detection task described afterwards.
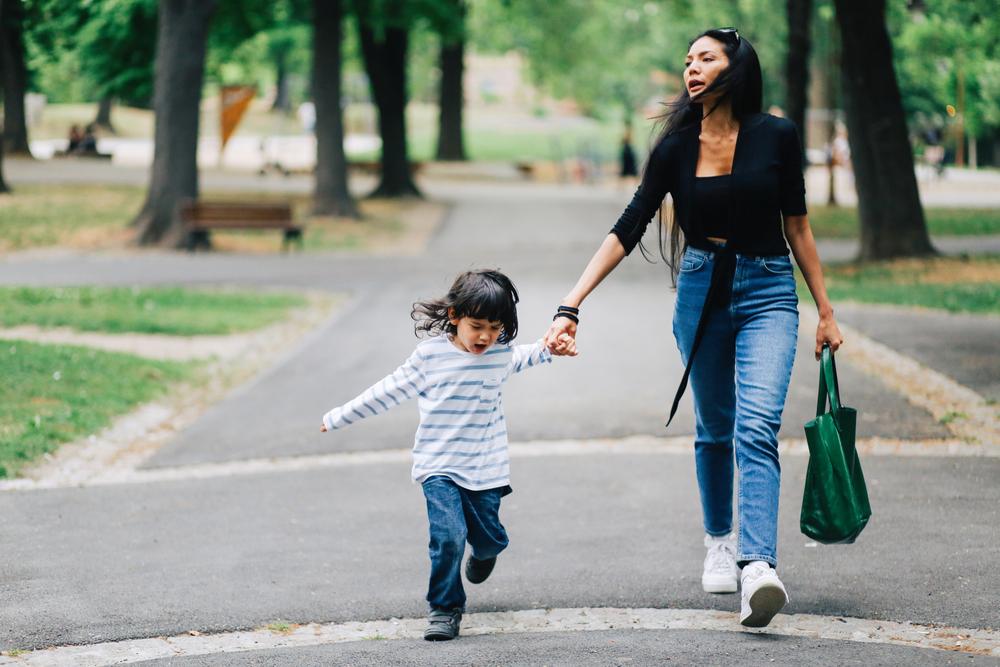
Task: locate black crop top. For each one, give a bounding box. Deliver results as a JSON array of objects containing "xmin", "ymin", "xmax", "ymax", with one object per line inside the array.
[
  {"xmin": 610, "ymin": 113, "xmax": 807, "ymax": 257},
  {"xmin": 694, "ymin": 175, "xmax": 732, "ymax": 239}
]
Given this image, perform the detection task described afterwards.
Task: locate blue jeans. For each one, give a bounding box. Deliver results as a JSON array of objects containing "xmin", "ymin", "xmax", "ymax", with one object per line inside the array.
[
  {"xmin": 422, "ymin": 475, "xmax": 509, "ymax": 610},
  {"xmin": 672, "ymin": 245, "xmax": 799, "ymax": 566}
]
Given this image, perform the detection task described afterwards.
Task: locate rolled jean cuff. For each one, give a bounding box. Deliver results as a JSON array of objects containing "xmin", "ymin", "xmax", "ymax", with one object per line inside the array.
[
  {"xmin": 706, "ymin": 528, "xmax": 733, "ymax": 538},
  {"xmin": 738, "ymin": 553, "xmax": 777, "ymax": 568}
]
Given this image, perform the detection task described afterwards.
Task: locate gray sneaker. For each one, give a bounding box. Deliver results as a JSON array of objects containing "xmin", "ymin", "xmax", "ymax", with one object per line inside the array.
[{"xmin": 423, "ymin": 608, "xmax": 462, "ymax": 641}]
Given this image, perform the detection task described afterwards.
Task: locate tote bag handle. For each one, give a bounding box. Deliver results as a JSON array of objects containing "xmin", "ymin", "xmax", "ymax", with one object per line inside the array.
[{"xmin": 816, "ymin": 344, "xmax": 842, "ymax": 417}]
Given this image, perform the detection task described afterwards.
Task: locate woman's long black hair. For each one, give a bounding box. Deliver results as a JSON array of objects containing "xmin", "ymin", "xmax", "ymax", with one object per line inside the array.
[
  {"xmin": 640, "ymin": 28, "xmax": 763, "ymax": 283},
  {"xmin": 412, "ymin": 269, "xmax": 520, "ymax": 344}
]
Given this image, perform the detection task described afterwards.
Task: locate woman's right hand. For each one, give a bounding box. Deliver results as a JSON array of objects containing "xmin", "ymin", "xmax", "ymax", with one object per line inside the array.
[{"xmin": 544, "ymin": 317, "xmax": 577, "ymax": 355}]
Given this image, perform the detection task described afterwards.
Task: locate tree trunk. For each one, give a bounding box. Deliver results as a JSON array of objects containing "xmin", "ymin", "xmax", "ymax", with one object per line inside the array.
[
  {"xmin": 435, "ymin": 33, "xmax": 466, "ymax": 160},
  {"xmin": 785, "ymin": 0, "xmax": 812, "ymax": 169},
  {"xmin": 817, "ymin": 7, "xmax": 840, "ymax": 206},
  {"xmin": 358, "ymin": 23, "xmax": 420, "ymax": 198},
  {"xmin": 833, "ymin": 0, "xmax": 934, "ymax": 260},
  {"xmin": 271, "ymin": 50, "xmax": 291, "ymax": 113},
  {"xmin": 0, "ymin": 113, "xmax": 9, "ymax": 193},
  {"xmin": 1, "ymin": 0, "xmax": 32, "ymax": 156},
  {"xmin": 312, "ymin": 0, "xmax": 356, "ymax": 217},
  {"xmin": 0, "ymin": 0, "xmax": 7, "ymax": 192},
  {"xmin": 94, "ymin": 95, "xmax": 115, "ymax": 133},
  {"xmin": 132, "ymin": 0, "xmax": 216, "ymax": 247}
]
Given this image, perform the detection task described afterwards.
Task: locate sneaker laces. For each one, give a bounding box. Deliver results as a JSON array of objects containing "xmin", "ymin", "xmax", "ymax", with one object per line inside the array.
[
  {"xmin": 704, "ymin": 540, "xmax": 735, "ymax": 575},
  {"xmin": 741, "ymin": 561, "xmax": 772, "ymax": 585}
]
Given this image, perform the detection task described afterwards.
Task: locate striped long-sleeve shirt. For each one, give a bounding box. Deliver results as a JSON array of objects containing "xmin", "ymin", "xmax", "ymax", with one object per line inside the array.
[{"xmin": 322, "ymin": 334, "xmax": 551, "ymax": 490}]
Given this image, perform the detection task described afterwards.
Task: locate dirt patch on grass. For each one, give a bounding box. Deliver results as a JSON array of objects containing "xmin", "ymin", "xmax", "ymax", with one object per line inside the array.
[
  {"xmin": 917, "ymin": 258, "xmax": 1000, "ymax": 284},
  {"xmin": 827, "ymin": 256, "xmax": 1000, "ymax": 284}
]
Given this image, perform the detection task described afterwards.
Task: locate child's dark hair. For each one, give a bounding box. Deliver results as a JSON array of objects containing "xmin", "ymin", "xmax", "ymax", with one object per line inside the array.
[{"xmin": 412, "ymin": 269, "xmax": 519, "ymax": 344}]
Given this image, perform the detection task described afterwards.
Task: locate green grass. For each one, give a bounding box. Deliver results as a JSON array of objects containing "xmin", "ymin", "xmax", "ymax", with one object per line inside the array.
[
  {"xmin": 808, "ymin": 206, "xmax": 1000, "ymax": 239},
  {"xmin": 0, "ymin": 184, "xmax": 413, "ymax": 253},
  {"xmin": 821, "ymin": 282, "xmax": 1000, "ymax": 313},
  {"xmin": 799, "ymin": 255, "xmax": 1000, "ymax": 315},
  {"xmin": 0, "ymin": 340, "xmax": 192, "ymax": 478},
  {"xmin": 0, "ymin": 184, "xmax": 144, "ymax": 252},
  {"xmin": 0, "ymin": 286, "xmax": 307, "ymax": 335}
]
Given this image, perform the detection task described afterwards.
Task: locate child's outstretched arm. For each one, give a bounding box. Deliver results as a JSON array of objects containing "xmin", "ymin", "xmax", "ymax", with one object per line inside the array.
[
  {"xmin": 320, "ymin": 350, "xmax": 426, "ymax": 432},
  {"xmin": 509, "ymin": 338, "xmax": 557, "ymax": 375}
]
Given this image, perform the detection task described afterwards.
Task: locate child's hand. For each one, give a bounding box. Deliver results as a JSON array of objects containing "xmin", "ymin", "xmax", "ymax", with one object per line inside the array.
[
  {"xmin": 320, "ymin": 423, "xmax": 328, "ymax": 432},
  {"xmin": 552, "ymin": 332, "xmax": 578, "ymax": 356}
]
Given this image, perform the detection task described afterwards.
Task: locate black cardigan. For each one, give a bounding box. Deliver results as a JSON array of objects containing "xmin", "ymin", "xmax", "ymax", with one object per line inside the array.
[{"xmin": 611, "ymin": 113, "xmax": 807, "ymax": 257}]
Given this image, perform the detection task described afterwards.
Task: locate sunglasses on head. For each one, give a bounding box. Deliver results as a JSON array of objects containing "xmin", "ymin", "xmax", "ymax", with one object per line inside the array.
[{"xmin": 712, "ymin": 27, "xmax": 740, "ymax": 45}]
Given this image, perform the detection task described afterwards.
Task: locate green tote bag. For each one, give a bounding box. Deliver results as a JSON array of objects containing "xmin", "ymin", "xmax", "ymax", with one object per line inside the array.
[{"xmin": 800, "ymin": 345, "xmax": 872, "ymax": 544}]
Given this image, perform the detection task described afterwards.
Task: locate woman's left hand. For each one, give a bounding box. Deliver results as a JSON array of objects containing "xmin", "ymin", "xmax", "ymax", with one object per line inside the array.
[{"xmin": 815, "ymin": 314, "xmax": 844, "ymax": 360}]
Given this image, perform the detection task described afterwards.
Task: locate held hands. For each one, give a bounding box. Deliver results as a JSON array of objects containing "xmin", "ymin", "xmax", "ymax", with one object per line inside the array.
[
  {"xmin": 553, "ymin": 332, "xmax": 578, "ymax": 356},
  {"xmin": 815, "ymin": 314, "xmax": 845, "ymax": 360},
  {"xmin": 544, "ymin": 316, "xmax": 578, "ymax": 356},
  {"xmin": 320, "ymin": 423, "xmax": 328, "ymax": 432}
]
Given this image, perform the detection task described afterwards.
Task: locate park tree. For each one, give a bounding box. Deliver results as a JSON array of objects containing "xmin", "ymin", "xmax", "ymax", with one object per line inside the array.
[
  {"xmin": 1, "ymin": 0, "xmax": 32, "ymax": 155},
  {"xmin": 77, "ymin": 0, "xmax": 158, "ymax": 126},
  {"xmin": 470, "ymin": 1, "xmax": 666, "ymax": 118},
  {"xmin": 470, "ymin": 0, "xmax": 790, "ymax": 127},
  {"xmin": 833, "ymin": 0, "xmax": 934, "ymax": 259},
  {"xmin": 892, "ymin": 0, "xmax": 1000, "ymax": 168},
  {"xmin": 0, "ymin": 123, "xmax": 7, "ymax": 192},
  {"xmin": 355, "ymin": 0, "xmax": 421, "ymax": 197},
  {"xmin": 208, "ymin": 0, "xmax": 309, "ymax": 112},
  {"xmin": 132, "ymin": 0, "xmax": 217, "ymax": 246},
  {"xmin": 431, "ymin": 0, "xmax": 466, "ymax": 161},
  {"xmin": 812, "ymin": 1, "xmax": 841, "ymax": 205},
  {"xmin": 785, "ymin": 0, "xmax": 812, "ymax": 167},
  {"xmin": 0, "ymin": 0, "xmax": 8, "ymax": 189},
  {"xmin": 23, "ymin": 0, "xmax": 156, "ymax": 134},
  {"xmin": 312, "ymin": 0, "xmax": 356, "ymax": 216}
]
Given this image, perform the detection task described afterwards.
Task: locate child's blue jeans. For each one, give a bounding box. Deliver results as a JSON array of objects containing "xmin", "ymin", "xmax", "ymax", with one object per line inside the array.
[
  {"xmin": 422, "ymin": 475, "xmax": 509, "ymax": 611},
  {"xmin": 672, "ymin": 245, "xmax": 799, "ymax": 567}
]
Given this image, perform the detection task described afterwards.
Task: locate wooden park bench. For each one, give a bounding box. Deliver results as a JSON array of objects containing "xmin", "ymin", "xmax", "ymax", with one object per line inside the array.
[{"xmin": 179, "ymin": 201, "xmax": 302, "ymax": 251}]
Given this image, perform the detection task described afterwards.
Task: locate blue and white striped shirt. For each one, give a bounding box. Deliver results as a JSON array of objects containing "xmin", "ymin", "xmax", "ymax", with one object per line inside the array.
[{"xmin": 322, "ymin": 334, "xmax": 551, "ymax": 490}]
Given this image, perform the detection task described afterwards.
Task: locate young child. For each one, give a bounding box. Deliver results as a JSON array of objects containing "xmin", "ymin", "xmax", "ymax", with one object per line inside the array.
[{"xmin": 320, "ymin": 269, "xmax": 576, "ymax": 641}]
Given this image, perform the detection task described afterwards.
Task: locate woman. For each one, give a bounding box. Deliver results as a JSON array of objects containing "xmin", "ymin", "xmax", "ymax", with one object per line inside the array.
[{"xmin": 544, "ymin": 28, "xmax": 844, "ymax": 628}]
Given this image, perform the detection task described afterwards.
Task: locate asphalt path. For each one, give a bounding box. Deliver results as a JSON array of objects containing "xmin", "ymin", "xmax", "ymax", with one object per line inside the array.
[{"xmin": 1, "ymin": 179, "xmax": 995, "ymax": 664}]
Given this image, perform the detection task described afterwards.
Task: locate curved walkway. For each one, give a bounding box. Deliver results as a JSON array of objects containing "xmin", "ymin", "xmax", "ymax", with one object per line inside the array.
[
  {"xmin": 6, "ymin": 608, "xmax": 999, "ymax": 666},
  {"xmin": 1, "ymin": 178, "xmax": 997, "ymax": 664}
]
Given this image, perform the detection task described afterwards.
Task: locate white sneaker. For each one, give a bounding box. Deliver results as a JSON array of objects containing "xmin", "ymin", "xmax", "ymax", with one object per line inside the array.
[
  {"xmin": 701, "ymin": 533, "xmax": 738, "ymax": 593},
  {"xmin": 739, "ymin": 560, "xmax": 788, "ymax": 627}
]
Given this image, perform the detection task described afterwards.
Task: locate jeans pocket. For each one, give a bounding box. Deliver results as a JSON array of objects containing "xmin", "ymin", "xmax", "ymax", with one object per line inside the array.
[
  {"xmin": 680, "ymin": 254, "xmax": 708, "ymax": 273},
  {"xmin": 761, "ymin": 256, "xmax": 793, "ymax": 275}
]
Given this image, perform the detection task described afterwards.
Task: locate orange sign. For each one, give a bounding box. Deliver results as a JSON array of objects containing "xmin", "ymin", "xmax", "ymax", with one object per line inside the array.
[{"xmin": 220, "ymin": 85, "xmax": 256, "ymax": 153}]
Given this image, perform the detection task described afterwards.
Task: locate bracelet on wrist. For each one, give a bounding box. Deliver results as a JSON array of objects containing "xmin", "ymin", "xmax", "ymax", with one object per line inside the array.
[
  {"xmin": 553, "ymin": 311, "xmax": 579, "ymax": 324},
  {"xmin": 557, "ymin": 305, "xmax": 580, "ymax": 314}
]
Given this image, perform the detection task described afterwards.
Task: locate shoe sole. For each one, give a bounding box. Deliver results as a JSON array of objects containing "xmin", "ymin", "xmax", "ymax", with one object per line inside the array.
[
  {"xmin": 423, "ymin": 631, "xmax": 458, "ymax": 641},
  {"xmin": 740, "ymin": 583, "xmax": 787, "ymax": 627},
  {"xmin": 702, "ymin": 576, "xmax": 738, "ymax": 594}
]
